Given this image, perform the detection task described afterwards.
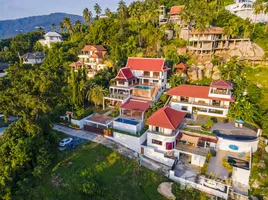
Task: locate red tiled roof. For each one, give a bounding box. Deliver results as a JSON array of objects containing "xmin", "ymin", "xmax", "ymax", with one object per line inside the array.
[
  {"xmin": 69, "ymin": 61, "xmax": 83, "ymax": 67},
  {"xmin": 115, "ymin": 67, "xmax": 136, "ymax": 80},
  {"xmin": 210, "ymin": 80, "xmax": 233, "ymax": 89},
  {"xmin": 174, "ymin": 63, "xmax": 188, "ymax": 69},
  {"xmin": 126, "ymin": 57, "xmax": 170, "ymax": 72},
  {"xmin": 82, "ymin": 45, "xmax": 107, "ymax": 52},
  {"xmin": 120, "ymin": 98, "xmax": 151, "ymax": 112},
  {"xmin": 146, "ymin": 107, "xmax": 186, "ymax": 130},
  {"xmin": 166, "ymin": 84, "xmax": 235, "ymax": 102},
  {"xmin": 169, "ymin": 6, "xmax": 185, "ymax": 15},
  {"xmin": 189, "ymin": 27, "xmax": 223, "ymax": 35},
  {"xmin": 91, "ymin": 52, "xmax": 105, "ymax": 59}
]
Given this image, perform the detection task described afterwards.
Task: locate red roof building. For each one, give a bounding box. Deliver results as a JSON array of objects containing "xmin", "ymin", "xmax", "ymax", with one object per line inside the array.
[
  {"xmin": 146, "ymin": 107, "xmax": 186, "ymax": 130},
  {"xmin": 210, "ymin": 80, "xmax": 233, "ymax": 89},
  {"xmin": 126, "ymin": 57, "xmax": 170, "ymax": 72},
  {"xmin": 115, "ymin": 67, "xmax": 136, "ymax": 80},
  {"xmin": 121, "ymin": 98, "xmax": 151, "ymax": 112},
  {"xmin": 69, "ymin": 61, "xmax": 83, "ymax": 67},
  {"xmin": 169, "ymin": 6, "xmax": 185, "ymax": 15},
  {"xmin": 82, "ymin": 45, "xmax": 107, "ymax": 52},
  {"xmin": 174, "ymin": 63, "xmax": 188, "ymax": 70},
  {"xmin": 166, "ymin": 84, "xmax": 235, "ymax": 102}
]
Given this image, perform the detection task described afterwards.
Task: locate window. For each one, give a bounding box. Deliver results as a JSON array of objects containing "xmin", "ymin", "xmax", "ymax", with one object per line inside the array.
[
  {"xmin": 209, "ymin": 109, "xmax": 223, "ymax": 114},
  {"xmin": 181, "ymin": 96, "xmax": 189, "ymax": 102},
  {"xmin": 152, "ymin": 139, "xmax": 162, "ymax": 145},
  {"xmin": 155, "ymin": 127, "xmax": 159, "ymax": 132},
  {"xmin": 181, "ymin": 106, "xmax": 188, "ymax": 111}
]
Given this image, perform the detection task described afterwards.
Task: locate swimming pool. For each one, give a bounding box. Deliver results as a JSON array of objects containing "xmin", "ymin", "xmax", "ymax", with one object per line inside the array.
[
  {"xmin": 115, "ymin": 118, "xmax": 139, "ymax": 126},
  {"xmin": 134, "ymin": 85, "xmax": 151, "ymax": 90}
]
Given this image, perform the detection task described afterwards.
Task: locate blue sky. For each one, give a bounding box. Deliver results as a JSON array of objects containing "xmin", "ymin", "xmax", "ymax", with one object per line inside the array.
[{"xmin": 0, "ymin": 0, "xmax": 134, "ymax": 20}]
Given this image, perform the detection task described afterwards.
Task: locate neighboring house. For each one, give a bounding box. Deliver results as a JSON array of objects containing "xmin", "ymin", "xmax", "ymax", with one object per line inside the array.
[
  {"xmin": 103, "ymin": 57, "xmax": 170, "ymax": 108},
  {"xmin": 113, "ymin": 98, "xmax": 151, "ymax": 135},
  {"xmin": 70, "ymin": 45, "xmax": 107, "ymax": 78},
  {"xmin": 159, "ymin": 5, "xmax": 185, "ymax": 25},
  {"xmin": 226, "ymin": 0, "xmax": 268, "ymax": 23},
  {"xmin": 39, "ymin": 32, "xmax": 63, "ymax": 48},
  {"xmin": 166, "ymin": 80, "xmax": 235, "ymax": 118},
  {"xmin": 21, "ymin": 52, "xmax": 45, "ymax": 64},
  {"xmin": 141, "ymin": 107, "xmax": 187, "ymax": 167}
]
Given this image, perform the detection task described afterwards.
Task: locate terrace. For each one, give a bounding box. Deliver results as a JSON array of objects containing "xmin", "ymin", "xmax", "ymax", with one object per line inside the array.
[{"xmin": 170, "ymin": 98, "xmax": 229, "ymax": 109}]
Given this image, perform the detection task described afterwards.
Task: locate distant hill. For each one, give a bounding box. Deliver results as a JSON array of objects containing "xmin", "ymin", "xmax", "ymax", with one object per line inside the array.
[{"xmin": 0, "ymin": 13, "xmax": 84, "ymax": 39}]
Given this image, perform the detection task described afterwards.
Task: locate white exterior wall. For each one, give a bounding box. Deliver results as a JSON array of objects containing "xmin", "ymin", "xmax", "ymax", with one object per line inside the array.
[
  {"xmin": 232, "ymin": 167, "xmax": 250, "ymax": 187},
  {"xmin": 216, "ymin": 137, "xmax": 259, "ymax": 153},
  {"xmin": 143, "ymin": 145, "xmax": 175, "ymax": 167},
  {"xmin": 191, "ymin": 154, "xmax": 207, "ymax": 166},
  {"xmin": 170, "ymin": 101, "xmax": 229, "ymax": 117},
  {"xmin": 147, "ymin": 131, "xmax": 177, "ymax": 151},
  {"xmin": 71, "ymin": 114, "xmax": 94, "ymax": 129},
  {"xmin": 113, "ymin": 120, "xmax": 142, "ymax": 134},
  {"xmin": 169, "ymin": 170, "xmax": 228, "ymax": 199},
  {"xmin": 107, "ymin": 131, "xmax": 147, "ymax": 153}
]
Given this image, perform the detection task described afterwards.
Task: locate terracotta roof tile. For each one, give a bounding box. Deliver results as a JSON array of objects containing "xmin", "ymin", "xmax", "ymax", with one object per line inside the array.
[
  {"xmin": 82, "ymin": 45, "xmax": 107, "ymax": 52},
  {"xmin": 174, "ymin": 63, "xmax": 188, "ymax": 69},
  {"xmin": 70, "ymin": 61, "xmax": 83, "ymax": 67},
  {"xmin": 210, "ymin": 80, "xmax": 233, "ymax": 89},
  {"xmin": 120, "ymin": 98, "xmax": 151, "ymax": 112},
  {"xmin": 189, "ymin": 27, "xmax": 224, "ymax": 35},
  {"xmin": 126, "ymin": 57, "xmax": 170, "ymax": 72},
  {"xmin": 115, "ymin": 67, "xmax": 136, "ymax": 80},
  {"xmin": 166, "ymin": 84, "xmax": 234, "ymax": 102},
  {"xmin": 169, "ymin": 6, "xmax": 185, "ymax": 15},
  {"xmin": 146, "ymin": 107, "xmax": 186, "ymax": 130}
]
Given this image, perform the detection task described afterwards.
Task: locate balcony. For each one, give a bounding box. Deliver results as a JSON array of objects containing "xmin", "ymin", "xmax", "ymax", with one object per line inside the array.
[
  {"xmin": 104, "ymin": 93, "xmax": 128, "ymax": 101},
  {"xmin": 170, "ymin": 99, "xmax": 228, "ymax": 109},
  {"xmin": 148, "ymin": 127, "xmax": 180, "ymax": 137}
]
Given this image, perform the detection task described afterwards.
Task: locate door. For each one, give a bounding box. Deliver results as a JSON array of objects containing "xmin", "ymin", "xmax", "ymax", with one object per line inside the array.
[{"xmin": 141, "ymin": 147, "xmax": 144, "ymax": 154}]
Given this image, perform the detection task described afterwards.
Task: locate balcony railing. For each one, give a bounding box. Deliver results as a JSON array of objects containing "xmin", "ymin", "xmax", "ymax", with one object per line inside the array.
[
  {"xmin": 148, "ymin": 129, "xmax": 179, "ymax": 137},
  {"xmin": 105, "ymin": 93, "xmax": 128, "ymax": 100},
  {"xmin": 170, "ymin": 99, "xmax": 228, "ymax": 109}
]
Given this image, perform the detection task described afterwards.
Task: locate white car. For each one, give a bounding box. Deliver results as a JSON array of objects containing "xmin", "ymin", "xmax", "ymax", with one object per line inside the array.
[{"xmin": 59, "ymin": 138, "xmax": 73, "ymax": 147}]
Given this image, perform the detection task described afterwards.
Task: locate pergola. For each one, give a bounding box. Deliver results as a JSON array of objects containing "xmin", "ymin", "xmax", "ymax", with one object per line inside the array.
[
  {"xmin": 85, "ymin": 114, "xmax": 114, "ymax": 128},
  {"xmin": 120, "ymin": 98, "xmax": 151, "ymax": 121}
]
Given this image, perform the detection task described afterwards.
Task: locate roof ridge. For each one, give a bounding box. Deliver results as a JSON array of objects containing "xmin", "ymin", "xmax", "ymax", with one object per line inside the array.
[
  {"xmin": 163, "ymin": 107, "xmax": 176, "ymax": 130},
  {"xmin": 128, "ymin": 57, "xmax": 165, "ymax": 60}
]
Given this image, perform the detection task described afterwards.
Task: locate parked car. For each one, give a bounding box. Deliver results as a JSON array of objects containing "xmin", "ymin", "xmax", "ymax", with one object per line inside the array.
[{"xmin": 59, "ymin": 137, "xmax": 73, "ymax": 147}]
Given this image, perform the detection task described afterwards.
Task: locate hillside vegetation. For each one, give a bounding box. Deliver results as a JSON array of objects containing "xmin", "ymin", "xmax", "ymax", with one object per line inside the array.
[{"xmin": 0, "ymin": 13, "xmax": 83, "ymax": 39}]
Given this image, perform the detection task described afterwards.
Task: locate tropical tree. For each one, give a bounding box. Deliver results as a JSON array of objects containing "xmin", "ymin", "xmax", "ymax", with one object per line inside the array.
[
  {"xmin": 253, "ymin": 0, "xmax": 264, "ymax": 33},
  {"xmin": 83, "ymin": 8, "xmax": 92, "ymax": 26},
  {"xmin": 94, "ymin": 3, "xmax": 102, "ymax": 19},
  {"xmin": 63, "ymin": 17, "xmax": 72, "ymax": 31},
  {"xmin": 105, "ymin": 8, "xmax": 112, "ymax": 17},
  {"xmin": 74, "ymin": 20, "xmax": 83, "ymax": 33},
  {"xmin": 59, "ymin": 21, "xmax": 65, "ymax": 33},
  {"xmin": 169, "ymin": 74, "xmax": 184, "ymax": 88},
  {"xmin": 87, "ymin": 85, "xmax": 108, "ymax": 106},
  {"xmin": 50, "ymin": 23, "xmax": 56, "ymax": 31}
]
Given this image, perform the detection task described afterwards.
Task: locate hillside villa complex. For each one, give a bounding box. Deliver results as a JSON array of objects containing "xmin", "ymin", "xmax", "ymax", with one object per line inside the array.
[
  {"xmin": 159, "ymin": 5, "xmax": 251, "ymax": 58},
  {"xmin": 70, "ymin": 45, "xmax": 108, "ymax": 78},
  {"xmin": 166, "ymin": 80, "xmax": 235, "ymax": 117},
  {"xmin": 39, "ymin": 32, "xmax": 63, "ymax": 48}
]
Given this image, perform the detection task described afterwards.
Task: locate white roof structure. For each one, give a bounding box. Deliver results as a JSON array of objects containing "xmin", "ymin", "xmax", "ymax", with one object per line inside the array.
[{"xmin": 44, "ymin": 32, "xmax": 62, "ymax": 37}]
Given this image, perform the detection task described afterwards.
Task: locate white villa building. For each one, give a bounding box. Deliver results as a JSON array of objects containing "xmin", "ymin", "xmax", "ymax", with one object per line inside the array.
[
  {"xmin": 226, "ymin": 0, "xmax": 268, "ymax": 23},
  {"xmin": 103, "ymin": 57, "xmax": 170, "ymax": 108},
  {"xmin": 166, "ymin": 80, "xmax": 235, "ymax": 118},
  {"xmin": 39, "ymin": 32, "xmax": 63, "ymax": 48},
  {"xmin": 21, "ymin": 52, "xmax": 45, "ymax": 65},
  {"xmin": 70, "ymin": 45, "xmax": 107, "ymax": 78}
]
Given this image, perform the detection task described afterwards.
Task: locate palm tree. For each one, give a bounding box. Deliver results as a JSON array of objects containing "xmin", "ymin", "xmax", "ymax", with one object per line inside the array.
[
  {"xmin": 169, "ymin": 74, "xmax": 184, "ymax": 88},
  {"xmin": 252, "ymin": 0, "xmax": 264, "ymax": 33},
  {"xmin": 59, "ymin": 22, "xmax": 65, "ymax": 33},
  {"xmin": 243, "ymin": 18, "xmax": 252, "ymax": 38},
  {"xmin": 63, "ymin": 17, "xmax": 72, "ymax": 31},
  {"xmin": 50, "ymin": 23, "xmax": 56, "ymax": 31},
  {"xmin": 105, "ymin": 8, "xmax": 112, "ymax": 17},
  {"xmin": 94, "ymin": 3, "xmax": 102, "ymax": 19},
  {"xmin": 118, "ymin": 0, "xmax": 128, "ymax": 26},
  {"xmin": 87, "ymin": 85, "xmax": 108, "ymax": 106},
  {"xmin": 83, "ymin": 8, "xmax": 92, "ymax": 26},
  {"xmin": 74, "ymin": 20, "xmax": 82, "ymax": 33}
]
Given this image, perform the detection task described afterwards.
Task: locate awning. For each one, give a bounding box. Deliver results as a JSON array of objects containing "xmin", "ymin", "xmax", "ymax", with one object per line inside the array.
[{"xmin": 180, "ymin": 134, "xmax": 200, "ymax": 146}]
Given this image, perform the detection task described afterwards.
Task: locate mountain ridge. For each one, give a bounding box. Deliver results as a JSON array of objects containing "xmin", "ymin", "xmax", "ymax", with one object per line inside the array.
[{"xmin": 0, "ymin": 12, "xmax": 84, "ymax": 39}]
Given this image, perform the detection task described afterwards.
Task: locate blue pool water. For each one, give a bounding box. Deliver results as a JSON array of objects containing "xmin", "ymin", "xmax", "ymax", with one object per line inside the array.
[
  {"xmin": 115, "ymin": 118, "xmax": 139, "ymax": 126},
  {"xmin": 229, "ymin": 144, "xmax": 239, "ymax": 151},
  {"xmin": 134, "ymin": 85, "xmax": 151, "ymax": 90}
]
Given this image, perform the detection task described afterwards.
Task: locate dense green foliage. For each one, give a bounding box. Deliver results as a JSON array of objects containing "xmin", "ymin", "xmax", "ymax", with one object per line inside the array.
[{"xmin": 1, "ymin": 0, "xmax": 268, "ymax": 199}]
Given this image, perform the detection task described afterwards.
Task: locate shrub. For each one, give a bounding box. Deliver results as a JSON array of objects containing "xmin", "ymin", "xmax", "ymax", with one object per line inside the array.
[
  {"xmin": 205, "ymin": 119, "xmax": 214, "ymax": 128},
  {"xmin": 201, "ymin": 163, "xmax": 208, "ymax": 175}
]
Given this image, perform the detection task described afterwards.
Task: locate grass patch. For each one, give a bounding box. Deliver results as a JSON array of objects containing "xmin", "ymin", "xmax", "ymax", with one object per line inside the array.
[
  {"xmin": 16, "ymin": 136, "xmax": 168, "ymax": 200},
  {"xmin": 181, "ymin": 127, "xmax": 216, "ymax": 137}
]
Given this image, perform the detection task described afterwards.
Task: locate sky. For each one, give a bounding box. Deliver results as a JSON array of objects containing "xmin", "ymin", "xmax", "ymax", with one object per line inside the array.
[{"xmin": 0, "ymin": 0, "xmax": 134, "ymax": 20}]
